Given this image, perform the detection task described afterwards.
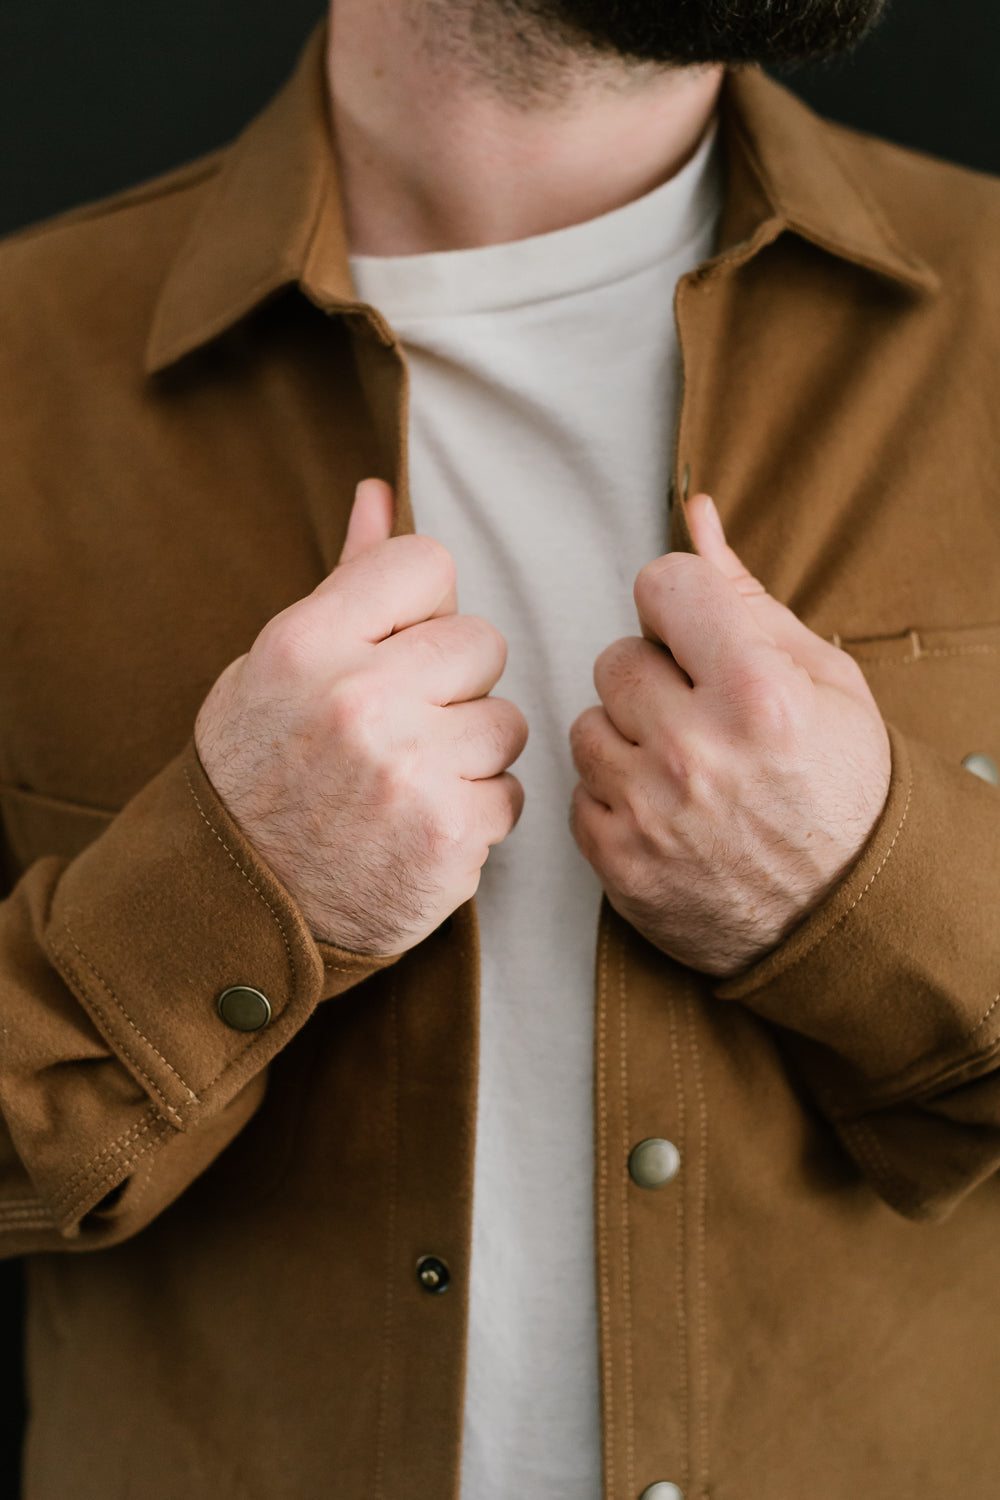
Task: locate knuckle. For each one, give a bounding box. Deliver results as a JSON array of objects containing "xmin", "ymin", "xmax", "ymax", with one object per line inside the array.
[
  {"xmin": 493, "ymin": 700, "xmax": 529, "ymax": 758},
  {"xmin": 568, "ymin": 783, "xmax": 594, "ymax": 848},
  {"xmin": 594, "ymin": 637, "xmax": 627, "ymax": 674},
  {"xmin": 408, "ymin": 533, "xmax": 457, "ymax": 589},
  {"xmin": 501, "ymin": 773, "xmax": 525, "ymax": 830},
  {"xmin": 725, "ymin": 660, "xmax": 807, "ymax": 742},
  {"xmin": 486, "ymin": 619, "xmax": 510, "ymax": 668},
  {"xmin": 656, "ymin": 732, "xmax": 711, "ymax": 810},
  {"xmin": 325, "ymin": 673, "xmax": 390, "ymax": 749},
  {"xmin": 254, "ymin": 606, "xmax": 320, "ymax": 679},
  {"xmin": 475, "ymin": 774, "xmax": 522, "ymax": 847},
  {"xmin": 480, "ymin": 715, "xmax": 516, "ymax": 766},
  {"xmin": 569, "ymin": 710, "xmax": 601, "ymax": 770},
  {"xmin": 594, "ymin": 635, "xmax": 640, "ymax": 683},
  {"xmin": 597, "ymin": 637, "xmax": 658, "ymax": 703},
  {"xmin": 619, "ymin": 777, "xmax": 648, "ymax": 831},
  {"xmin": 462, "ymin": 613, "xmax": 508, "ymax": 664},
  {"xmin": 635, "ymin": 550, "xmax": 692, "ymax": 603},
  {"xmin": 634, "ymin": 554, "xmax": 703, "ymax": 631},
  {"xmin": 411, "ymin": 620, "xmax": 457, "ymax": 669},
  {"xmin": 832, "ymin": 648, "xmax": 869, "ymax": 695}
]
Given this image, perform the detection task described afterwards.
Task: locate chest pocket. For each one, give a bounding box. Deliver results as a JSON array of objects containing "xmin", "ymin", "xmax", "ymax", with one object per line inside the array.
[
  {"xmin": 0, "ymin": 784, "xmax": 115, "ymax": 889},
  {"xmin": 836, "ymin": 621, "xmax": 1000, "ymax": 780}
]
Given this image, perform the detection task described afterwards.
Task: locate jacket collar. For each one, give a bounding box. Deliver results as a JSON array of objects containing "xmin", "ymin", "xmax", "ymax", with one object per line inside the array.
[
  {"xmin": 717, "ymin": 66, "xmax": 937, "ymax": 292},
  {"xmin": 145, "ymin": 27, "xmax": 937, "ymax": 375}
]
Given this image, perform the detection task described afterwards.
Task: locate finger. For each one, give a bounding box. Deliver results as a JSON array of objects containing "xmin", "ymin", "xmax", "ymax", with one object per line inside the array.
[
  {"xmin": 311, "ymin": 531, "xmax": 459, "ymax": 642},
  {"xmin": 569, "ymin": 704, "xmax": 633, "ymax": 806},
  {"xmin": 569, "ymin": 779, "xmax": 617, "ymax": 870},
  {"xmin": 339, "ymin": 479, "xmax": 396, "ymax": 564},
  {"xmin": 592, "ymin": 635, "xmax": 691, "ymax": 745},
  {"xmin": 686, "ymin": 493, "xmax": 767, "ymax": 598},
  {"xmin": 686, "ymin": 493, "xmax": 848, "ymax": 683},
  {"xmin": 634, "ymin": 550, "xmax": 776, "ymax": 689},
  {"xmin": 445, "ymin": 696, "xmax": 529, "ymax": 780},
  {"xmin": 470, "ymin": 771, "xmax": 525, "ymax": 848},
  {"xmin": 380, "ymin": 613, "xmax": 509, "ymax": 704}
]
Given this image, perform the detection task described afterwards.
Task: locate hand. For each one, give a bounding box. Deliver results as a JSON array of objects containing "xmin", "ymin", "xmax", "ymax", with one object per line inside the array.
[
  {"xmin": 195, "ymin": 479, "xmax": 527, "ymax": 956},
  {"xmin": 569, "ymin": 493, "xmax": 891, "ymax": 977}
]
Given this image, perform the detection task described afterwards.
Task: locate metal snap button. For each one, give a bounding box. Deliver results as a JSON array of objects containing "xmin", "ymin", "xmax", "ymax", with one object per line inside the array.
[
  {"xmin": 416, "ymin": 1255, "xmax": 451, "ymax": 1294},
  {"xmin": 628, "ymin": 1138, "xmax": 681, "ymax": 1190},
  {"xmin": 217, "ymin": 986, "xmax": 272, "ymax": 1033},
  {"xmin": 639, "ymin": 1484, "xmax": 684, "ymax": 1500}
]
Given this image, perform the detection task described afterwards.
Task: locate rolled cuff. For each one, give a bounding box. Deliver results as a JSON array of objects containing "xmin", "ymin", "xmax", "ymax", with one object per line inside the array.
[{"xmin": 717, "ymin": 725, "xmax": 1000, "ymax": 1118}]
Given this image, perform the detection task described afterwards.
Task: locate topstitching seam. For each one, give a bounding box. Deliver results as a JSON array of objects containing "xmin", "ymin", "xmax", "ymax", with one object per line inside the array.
[
  {"xmin": 55, "ymin": 939, "xmax": 189, "ymax": 1123},
  {"xmin": 668, "ymin": 991, "xmax": 690, "ymax": 1494},
  {"xmin": 686, "ymin": 989, "xmax": 710, "ymax": 1499},
  {"xmin": 62, "ymin": 928, "xmax": 194, "ymax": 1099},
  {"xmin": 59, "ymin": 1116, "xmax": 170, "ymax": 1222},
  {"xmin": 183, "ymin": 768, "xmax": 297, "ymax": 986},
  {"xmin": 966, "ymin": 988, "xmax": 1000, "ymax": 1040},
  {"xmin": 0, "ymin": 1203, "xmax": 53, "ymax": 1227},
  {"xmin": 596, "ymin": 921, "xmax": 615, "ymax": 1493},
  {"xmin": 618, "ymin": 941, "xmax": 636, "ymax": 1498},
  {"xmin": 852, "ymin": 644, "xmax": 999, "ymax": 667},
  {"xmin": 184, "ymin": 768, "xmax": 300, "ymax": 1099},
  {"xmin": 372, "ymin": 979, "xmax": 400, "ymax": 1500},
  {"xmin": 761, "ymin": 770, "xmax": 912, "ymax": 985},
  {"xmin": 52, "ymin": 1113, "xmax": 161, "ymax": 1212}
]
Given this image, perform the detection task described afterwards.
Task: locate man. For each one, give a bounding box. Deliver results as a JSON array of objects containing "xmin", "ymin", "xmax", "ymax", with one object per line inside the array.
[{"xmin": 1, "ymin": 0, "xmax": 999, "ymax": 1495}]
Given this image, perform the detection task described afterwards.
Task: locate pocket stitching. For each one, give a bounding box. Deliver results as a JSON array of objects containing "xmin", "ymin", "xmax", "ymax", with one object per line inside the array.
[{"xmin": 853, "ymin": 644, "xmax": 1000, "ymax": 668}]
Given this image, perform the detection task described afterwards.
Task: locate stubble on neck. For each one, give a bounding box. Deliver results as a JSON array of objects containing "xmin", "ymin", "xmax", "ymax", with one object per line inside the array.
[
  {"xmin": 413, "ymin": 0, "xmax": 672, "ymax": 111},
  {"xmin": 327, "ymin": 0, "xmax": 722, "ymax": 254}
]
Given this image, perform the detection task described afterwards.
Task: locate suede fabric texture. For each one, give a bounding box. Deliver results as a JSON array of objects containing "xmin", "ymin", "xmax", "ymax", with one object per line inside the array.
[{"xmin": 2, "ymin": 25, "xmax": 1000, "ymax": 1500}]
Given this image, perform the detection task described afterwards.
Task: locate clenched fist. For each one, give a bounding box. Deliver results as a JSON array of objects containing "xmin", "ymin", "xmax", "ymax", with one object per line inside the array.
[
  {"xmin": 569, "ymin": 493, "xmax": 891, "ymax": 978},
  {"xmin": 195, "ymin": 479, "xmax": 527, "ymax": 956}
]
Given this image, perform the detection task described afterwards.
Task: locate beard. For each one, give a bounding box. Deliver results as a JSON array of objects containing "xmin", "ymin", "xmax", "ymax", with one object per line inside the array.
[{"xmin": 487, "ymin": 0, "xmax": 889, "ymax": 67}]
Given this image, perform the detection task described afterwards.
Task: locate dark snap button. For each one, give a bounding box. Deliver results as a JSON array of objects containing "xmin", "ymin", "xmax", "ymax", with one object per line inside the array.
[
  {"xmin": 217, "ymin": 986, "xmax": 272, "ymax": 1033},
  {"xmin": 416, "ymin": 1255, "xmax": 451, "ymax": 1294}
]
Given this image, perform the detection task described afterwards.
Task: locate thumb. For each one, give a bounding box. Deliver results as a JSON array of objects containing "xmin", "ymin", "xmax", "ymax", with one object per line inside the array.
[
  {"xmin": 687, "ymin": 493, "xmax": 767, "ymax": 600},
  {"xmin": 686, "ymin": 492, "xmax": 840, "ymax": 680},
  {"xmin": 339, "ymin": 478, "xmax": 396, "ymax": 565}
]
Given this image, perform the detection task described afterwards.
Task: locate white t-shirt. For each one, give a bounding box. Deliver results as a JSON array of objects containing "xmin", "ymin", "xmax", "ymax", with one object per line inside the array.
[{"xmin": 351, "ymin": 126, "xmax": 721, "ymax": 1499}]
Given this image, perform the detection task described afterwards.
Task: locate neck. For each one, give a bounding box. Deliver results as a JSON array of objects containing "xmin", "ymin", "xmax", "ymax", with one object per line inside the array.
[{"xmin": 326, "ymin": 0, "xmax": 723, "ymax": 256}]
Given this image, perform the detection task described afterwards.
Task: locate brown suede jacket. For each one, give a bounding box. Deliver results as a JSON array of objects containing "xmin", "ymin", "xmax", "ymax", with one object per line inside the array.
[{"xmin": 2, "ymin": 25, "xmax": 1000, "ymax": 1500}]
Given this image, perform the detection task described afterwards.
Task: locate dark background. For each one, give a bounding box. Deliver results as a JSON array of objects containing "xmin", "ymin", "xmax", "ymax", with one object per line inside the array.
[
  {"xmin": 0, "ymin": 0, "xmax": 997, "ymax": 1487},
  {"xmin": 0, "ymin": 0, "xmax": 999, "ymax": 238}
]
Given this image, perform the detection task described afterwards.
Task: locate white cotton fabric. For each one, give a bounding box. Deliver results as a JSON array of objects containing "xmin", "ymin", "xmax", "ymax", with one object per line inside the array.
[{"xmin": 350, "ymin": 125, "xmax": 721, "ymax": 1499}]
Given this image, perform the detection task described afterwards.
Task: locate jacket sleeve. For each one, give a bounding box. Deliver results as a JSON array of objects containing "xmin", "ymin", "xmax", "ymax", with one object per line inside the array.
[
  {"xmin": 716, "ymin": 724, "xmax": 1000, "ymax": 1220},
  {"xmin": 0, "ymin": 738, "xmax": 395, "ymax": 1256}
]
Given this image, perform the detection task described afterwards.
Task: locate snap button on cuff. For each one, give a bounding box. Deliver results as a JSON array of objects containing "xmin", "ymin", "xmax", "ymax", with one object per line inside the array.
[
  {"xmin": 639, "ymin": 1484, "xmax": 684, "ymax": 1500},
  {"xmin": 416, "ymin": 1255, "xmax": 451, "ymax": 1294},
  {"xmin": 962, "ymin": 752, "xmax": 999, "ymax": 787},
  {"xmin": 629, "ymin": 1138, "xmax": 680, "ymax": 1190},
  {"xmin": 217, "ymin": 986, "xmax": 272, "ymax": 1033}
]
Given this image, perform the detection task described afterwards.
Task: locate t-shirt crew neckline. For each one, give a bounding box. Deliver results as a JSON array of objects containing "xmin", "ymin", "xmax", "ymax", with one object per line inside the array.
[{"xmin": 349, "ymin": 121, "xmax": 720, "ymax": 320}]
